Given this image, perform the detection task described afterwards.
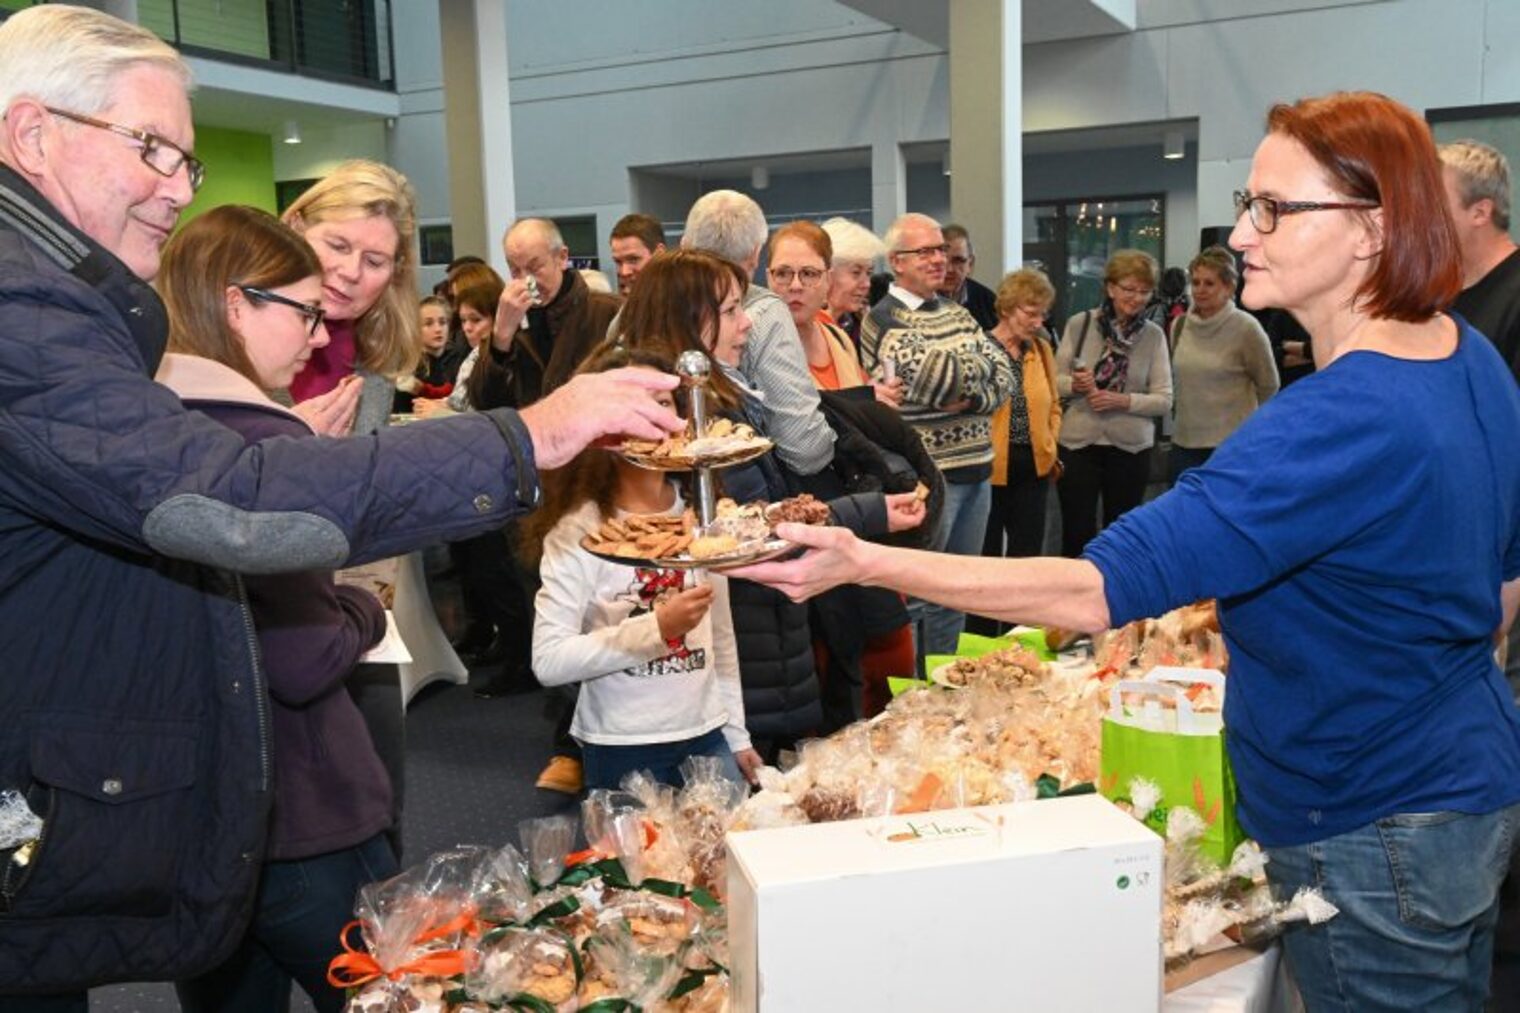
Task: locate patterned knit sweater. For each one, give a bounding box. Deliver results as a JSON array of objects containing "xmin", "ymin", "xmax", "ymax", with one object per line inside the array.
[{"xmin": 859, "ymin": 289, "xmax": 1016, "ymax": 472}]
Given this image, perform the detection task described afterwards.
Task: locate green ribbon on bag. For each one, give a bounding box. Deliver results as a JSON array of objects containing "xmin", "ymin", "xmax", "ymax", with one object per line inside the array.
[{"xmin": 668, "ymin": 962, "xmax": 726, "ymax": 999}]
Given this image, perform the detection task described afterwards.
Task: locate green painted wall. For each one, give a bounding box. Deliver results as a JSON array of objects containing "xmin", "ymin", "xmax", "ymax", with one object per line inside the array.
[
  {"xmin": 138, "ymin": 0, "xmax": 270, "ymax": 60},
  {"xmin": 181, "ymin": 124, "xmax": 276, "ymax": 226}
]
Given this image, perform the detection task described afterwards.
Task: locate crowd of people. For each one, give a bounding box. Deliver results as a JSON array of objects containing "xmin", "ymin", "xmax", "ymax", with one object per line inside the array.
[{"xmin": 0, "ymin": 6, "xmax": 1516, "ymax": 1013}]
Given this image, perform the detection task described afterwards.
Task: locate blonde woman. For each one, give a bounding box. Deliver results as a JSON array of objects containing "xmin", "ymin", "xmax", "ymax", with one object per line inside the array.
[
  {"xmin": 283, "ymin": 159, "xmax": 421, "ymax": 434},
  {"xmin": 985, "ymin": 268, "xmax": 1062, "ymax": 560}
]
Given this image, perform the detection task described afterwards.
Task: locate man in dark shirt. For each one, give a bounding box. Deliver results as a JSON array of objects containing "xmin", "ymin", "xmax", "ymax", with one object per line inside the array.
[
  {"xmin": 937, "ymin": 224, "xmax": 999, "ymax": 330},
  {"xmin": 1440, "ymin": 135, "xmax": 1520, "ymax": 1013},
  {"xmin": 1441, "ymin": 140, "xmax": 1520, "ymax": 383}
]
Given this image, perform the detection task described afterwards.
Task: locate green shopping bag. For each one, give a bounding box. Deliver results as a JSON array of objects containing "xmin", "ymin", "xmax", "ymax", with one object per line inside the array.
[{"xmin": 1099, "ymin": 668, "xmax": 1244, "ymax": 867}]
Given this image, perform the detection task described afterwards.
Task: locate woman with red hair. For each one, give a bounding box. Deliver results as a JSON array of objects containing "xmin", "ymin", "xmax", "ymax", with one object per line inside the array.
[{"xmin": 737, "ymin": 91, "xmax": 1520, "ymax": 1010}]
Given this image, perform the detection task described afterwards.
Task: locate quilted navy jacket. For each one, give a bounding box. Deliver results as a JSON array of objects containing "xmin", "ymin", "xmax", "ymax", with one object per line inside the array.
[{"xmin": 0, "ymin": 168, "xmax": 540, "ymax": 992}]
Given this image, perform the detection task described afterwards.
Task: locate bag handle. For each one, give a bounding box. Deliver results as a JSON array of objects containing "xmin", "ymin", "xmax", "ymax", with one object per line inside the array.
[{"xmin": 1108, "ymin": 678, "xmax": 1209, "ymax": 734}]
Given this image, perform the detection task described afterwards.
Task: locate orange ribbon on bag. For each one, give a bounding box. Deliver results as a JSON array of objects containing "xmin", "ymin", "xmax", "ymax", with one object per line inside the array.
[{"xmin": 325, "ymin": 914, "xmax": 480, "ymax": 988}]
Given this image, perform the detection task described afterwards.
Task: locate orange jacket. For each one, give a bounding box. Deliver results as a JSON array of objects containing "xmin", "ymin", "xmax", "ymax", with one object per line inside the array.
[{"xmin": 990, "ymin": 334, "xmax": 1061, "ymax": 483}]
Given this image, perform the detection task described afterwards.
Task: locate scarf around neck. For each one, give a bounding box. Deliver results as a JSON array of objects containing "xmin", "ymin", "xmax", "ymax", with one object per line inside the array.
[{"xmin": 1092, "ymin": 296, "xmax": 1146, "ymax": 391}]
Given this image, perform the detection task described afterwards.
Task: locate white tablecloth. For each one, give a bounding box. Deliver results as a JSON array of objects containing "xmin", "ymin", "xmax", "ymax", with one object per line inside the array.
[{"xmin": 1164, "ymin": 943, "xmax": 1301, "ymax": 1013}]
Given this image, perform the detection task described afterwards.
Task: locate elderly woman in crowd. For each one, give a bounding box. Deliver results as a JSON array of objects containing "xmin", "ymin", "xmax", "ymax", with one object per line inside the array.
[
  {"xmin": 819, "ymin": 216, "xmax": 887, "ymax": 346},
  {"xmin": 1054, "ymin": 249, "xmax": 1172, "ymax": 556},
  {"xmin": 984, "ymin": 268, "xmax": 1062, "ymax": 561},
  {"xmin": 738, "ymin": 91, "xmax": 1520, "ymax": 1013},
  {"xmin": 283, "ymin": 160, "xmax": 421, "ymax": 435},
  {"xmin": 1167, "ymin": 245, "xmax": 1279, "ymax": 480}
]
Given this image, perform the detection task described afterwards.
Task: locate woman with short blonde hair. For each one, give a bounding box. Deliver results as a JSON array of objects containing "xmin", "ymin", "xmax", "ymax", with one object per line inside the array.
[
  {"xmin": 984, "ymin": 268, "xmax": 1062, "ymax": 563},
  {"xmin": 283, "ymin": 159, "xmax": 421, "ymax": 433}
]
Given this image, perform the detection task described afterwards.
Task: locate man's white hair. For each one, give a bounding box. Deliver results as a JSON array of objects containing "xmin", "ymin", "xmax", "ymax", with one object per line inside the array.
[
  {"xmin": 821, "ymin": 217, "xmax": 886, "ymax": 266},
  {"xmin": 682, "ymin": 189, "xmax": 767, "ymax": 263},
  {"xmin": 506, "ymin": 217, "xmax": 566, "ymax": 253},
  {"xmin": 883, "ymin": 212, "xmax": 942, "ymax": 256},
  {"xmin": 0, "ymin": 5, "xmax": 190, "ymax": 116}
]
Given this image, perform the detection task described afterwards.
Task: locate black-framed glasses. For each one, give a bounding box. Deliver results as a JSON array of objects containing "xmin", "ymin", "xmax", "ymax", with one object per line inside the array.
[
  {"xmin": 238, "ymin": 286, "xmax": 325, "ymax": 337},
  {"xmin": 46, "ymin": 107, "xmax": 205, "ymax": 192},
  {"xmin": 768, "ymin": 266, "xmax": 826, "ymax": 286},
  {"xmin": 893, "ymin": 243, "xmax": 949, "ymax": 260},
  {"xmin": 1232, "ymin": 189, "xmax": 1379, "ymax": 234}
]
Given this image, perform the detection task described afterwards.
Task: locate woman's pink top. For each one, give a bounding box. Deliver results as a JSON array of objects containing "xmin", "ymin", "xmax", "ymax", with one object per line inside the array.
[{"xmin": 289, "ymin": 318, "xmax": 358, "ymax": 402}]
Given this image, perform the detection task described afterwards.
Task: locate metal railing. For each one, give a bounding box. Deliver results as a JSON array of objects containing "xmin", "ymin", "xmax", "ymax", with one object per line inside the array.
[{"xmin": 138, "ymin": 0, "xmax": 395, "ymax": 90}]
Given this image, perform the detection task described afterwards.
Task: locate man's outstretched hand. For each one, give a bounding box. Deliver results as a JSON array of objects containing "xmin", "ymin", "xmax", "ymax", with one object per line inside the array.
[{"xmin": 518, "ymin": 368, "xmax": 683, "ymax": 469}]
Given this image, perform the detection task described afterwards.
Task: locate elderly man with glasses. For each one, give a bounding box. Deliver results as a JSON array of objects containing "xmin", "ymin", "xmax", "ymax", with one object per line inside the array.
[
  {"xmin": 0, "ymin": 8, "xmax": 682, "ymax": 1007},
  {"xmin": 859, "ymin": 212, "xmax": 1015, "ymax": 664}
]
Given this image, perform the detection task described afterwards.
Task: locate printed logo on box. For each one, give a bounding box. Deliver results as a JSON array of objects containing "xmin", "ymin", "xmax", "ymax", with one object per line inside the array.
[{"xmin": 884, "ymin": 818, "xmax": 991, "ymax": 844}]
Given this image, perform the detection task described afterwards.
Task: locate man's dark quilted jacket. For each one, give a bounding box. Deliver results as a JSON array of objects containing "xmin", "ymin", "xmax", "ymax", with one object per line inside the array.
[{"xmin": 0, "ymin": 168, "xmax": 541, "ymax": 992}]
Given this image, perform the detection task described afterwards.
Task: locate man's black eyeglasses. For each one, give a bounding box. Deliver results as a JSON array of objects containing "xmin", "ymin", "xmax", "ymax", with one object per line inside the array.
[
  {"xmin": 46, "ymin": 107, "xmax": 206, "ymax": 192},
  {"xmin": 238, "ymin": 286, "xmax": 325, "ymax": 337}
]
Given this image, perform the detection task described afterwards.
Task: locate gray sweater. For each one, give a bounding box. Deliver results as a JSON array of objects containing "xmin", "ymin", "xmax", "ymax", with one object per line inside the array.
[
  {"xmin": 1055, "ymin": 310, "xmax": 1172, "ymax": 453},
  {"xmin": 1169, "ymin": 306, "xmax": 1279, "ymax": 449}
]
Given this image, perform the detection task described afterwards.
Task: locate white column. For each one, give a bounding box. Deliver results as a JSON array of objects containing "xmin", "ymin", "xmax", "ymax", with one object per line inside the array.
[
  {"xmin": 439, "ymin": 0, "xmax": 516, "ymax": 277},
  {"xmin": 871, "ymin": 140, "xmax": 906, "ymax": 236},
  {"xmin": 949, "ymin": 0, "xmax": 1022, "ymax": 284}
]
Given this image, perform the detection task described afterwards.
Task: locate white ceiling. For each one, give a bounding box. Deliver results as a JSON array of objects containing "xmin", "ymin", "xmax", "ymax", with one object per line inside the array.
[{"xmin": 834, "ymin": 0, "xmax": 1138, "ymax": 48}]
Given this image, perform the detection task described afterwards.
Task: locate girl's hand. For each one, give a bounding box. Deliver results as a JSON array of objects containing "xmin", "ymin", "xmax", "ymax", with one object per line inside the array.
[
  {"xmin": 872, "ymin": 377, "xmax": 904, "ymax": 407},
  {"xmin": 883, "ymin": 492, "xmax": 927, "ymax": 532},
  {"xmin": 655, "ymin": 585, "xmax": 714, "ymax": 641},
  {"xmin": 733, "ymin": 748, "xmax": 764, "ymax": 785},
  {"xmin": 412, "ymin": 397, "xmax": 452, "ymax": 419},
  {"xmin": 294, "ymin": 374, "xmax": 363, "ymax": 435}
]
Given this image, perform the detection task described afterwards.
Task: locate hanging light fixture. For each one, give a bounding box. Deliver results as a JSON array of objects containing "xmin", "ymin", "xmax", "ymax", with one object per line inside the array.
[
  {"xmin": 282, "ymin": 120, "xmax": 302, "ymax": 145},
  {"xmin": 1163, "ymin": 129, "xmax": 1185, "ymax": 160}
]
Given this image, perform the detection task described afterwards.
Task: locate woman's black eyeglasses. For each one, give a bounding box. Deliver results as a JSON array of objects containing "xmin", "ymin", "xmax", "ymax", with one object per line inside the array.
[
  {"xmin": 1232, "ymin": 190, "xmax": 1379, "ymax": 234},
  {"xmin": 238, "ymin": 286, "xmax": 325, "ymax": 337}
]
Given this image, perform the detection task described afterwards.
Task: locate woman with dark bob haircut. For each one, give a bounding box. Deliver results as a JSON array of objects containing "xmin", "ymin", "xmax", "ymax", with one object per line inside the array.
[{"xmin": 735, "ymin": 91, "xmax": 1520, "ymax": 1010}]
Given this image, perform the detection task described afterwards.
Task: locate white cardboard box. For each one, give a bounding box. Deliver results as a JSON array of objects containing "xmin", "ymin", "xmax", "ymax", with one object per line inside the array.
[{"xmin": 726, "ymin": 794, "xmax": 1163, "ymax": 1012}]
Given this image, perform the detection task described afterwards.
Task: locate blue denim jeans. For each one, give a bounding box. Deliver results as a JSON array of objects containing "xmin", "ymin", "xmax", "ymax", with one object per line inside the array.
[
  {"xmin": 175, "ymin": 833, "xmax": 400, "ymax": 1013},
  {"xmin": 1265, "ymin": 803, "xmax": 1520, "ymax": 1012},
  {"xmin": 913, "ymin": 478, "xmax": 992, "ymax": 661},
  {"xmin": 580, "ymin": 726, "xmax": 742, "ymax": 792}
]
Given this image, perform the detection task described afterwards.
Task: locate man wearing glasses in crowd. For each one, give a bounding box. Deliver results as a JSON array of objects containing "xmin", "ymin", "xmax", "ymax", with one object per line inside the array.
[
  {"xmin": 936, "ymin": 223, "xmax": 1000, "ymax": 330},
  {"xmin": 859, "ymin": 213, "xmax": 1015, "ymax": 665},
  {"xmin": 0, "ymin": 8, "xmax": 680, "ymax": 1008}
]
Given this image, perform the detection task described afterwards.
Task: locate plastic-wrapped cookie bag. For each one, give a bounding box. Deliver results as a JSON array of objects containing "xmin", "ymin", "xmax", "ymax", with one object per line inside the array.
[
  {"xmin": 675, "ymin": 756, "xmax": 747, "ymax": 899},
  {"xmin": 468, "ymin": 842, "xmax": 535, "ymax": 927},
  {"xmin": 464, "ymin": 926, "xmax": 580, "ymax": 1010},
  {"xmin": 578, "ymin": 919, "xmax": 687, "ymax": 1007},
  {"xmin": 330, "ymin": 848, "xmax": 482, "ymax": 990},
  {"xmin": 519, "ymin": 815, "xmax": 577, "ymax": 890}
]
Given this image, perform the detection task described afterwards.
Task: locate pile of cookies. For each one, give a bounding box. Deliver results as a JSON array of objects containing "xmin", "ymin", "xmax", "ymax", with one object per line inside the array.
[
  {"xmin": 622, "ymin": 418, "xmax": 770, "ymax": 467},
  {"xmin": 581, "ymin": 512, "xmax": 696, "ymax": 561}
]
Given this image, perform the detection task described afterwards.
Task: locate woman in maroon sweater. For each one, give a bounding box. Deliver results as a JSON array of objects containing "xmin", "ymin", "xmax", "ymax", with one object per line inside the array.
[{"xmin": 154, "ymin": 205, "xmax": 393, "ymax": 1013}]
